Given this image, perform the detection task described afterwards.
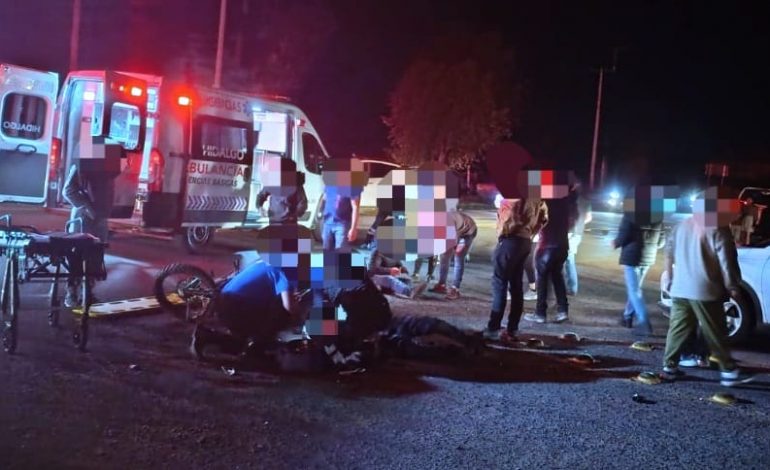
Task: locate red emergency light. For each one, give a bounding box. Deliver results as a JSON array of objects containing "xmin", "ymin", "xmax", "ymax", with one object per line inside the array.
[
  {"xmin": 178, "ymin": 96, "xmax": 191, "ymax": 106},
  {"xmin": 130, "ymin": 86, "xmax": 143, "ymax": 97}
]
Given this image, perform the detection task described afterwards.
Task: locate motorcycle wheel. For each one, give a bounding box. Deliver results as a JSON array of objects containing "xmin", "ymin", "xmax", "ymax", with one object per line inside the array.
[{"xmin": 154, "ymin": 263, "xmax": 217, "ymax": 322}]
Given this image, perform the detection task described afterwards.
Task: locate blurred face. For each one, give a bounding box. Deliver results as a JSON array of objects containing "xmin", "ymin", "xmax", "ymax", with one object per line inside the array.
[
  {"xmin": 322, "ymin": 157, "xmax": 369, "ymax": 197},
  {"xmin": 622, "ymin": 185, "xmax": 678, "ymax": 225},
  {"xmin": 692, "ymin": 187, "xmax": 741, "ymax": 229}
]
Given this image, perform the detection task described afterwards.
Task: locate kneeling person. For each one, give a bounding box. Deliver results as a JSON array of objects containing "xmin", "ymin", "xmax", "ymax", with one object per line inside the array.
[{"xmin": 191, "ymin": 261, "xmax": 312, "ymax": 359}]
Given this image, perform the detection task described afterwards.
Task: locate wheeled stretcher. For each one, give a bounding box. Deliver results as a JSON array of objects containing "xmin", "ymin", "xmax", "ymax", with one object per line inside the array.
[{"xmin": 0, "ymin": 215, "xmax": 106, "ymax": 353}]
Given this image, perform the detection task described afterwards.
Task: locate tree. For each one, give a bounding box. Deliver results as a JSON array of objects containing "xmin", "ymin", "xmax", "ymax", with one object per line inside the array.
[{"xmin": 384, "ymin": 33, "xmax": 516, "ymax": 171}]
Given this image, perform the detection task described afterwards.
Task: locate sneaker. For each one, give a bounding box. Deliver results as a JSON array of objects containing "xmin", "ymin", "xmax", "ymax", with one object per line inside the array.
[
  {"xmin": 506, "ymin": 292, "xmax": 511, "ymax": 300},
  {"xmin": 720, "ymin": 369, "xmax": 756, "ymax": 387},
  {"xmin": 523, "ymin": 313, "xmax": 546, "ymax": 324},
  {"xmin": 632, "ymin": 322, "xmax": 653, "ymax": 337},
  {"xmin": 445, "ymin": 287, "xmax": 460, "ymax": 300},
  {"xmin": 678, "ymin": 354, "xmax": 708, "ymax": 368},
  {"xmin": 429, "ymin": 283, "xmax": 448, "ymax": 294},
  {"xmin": 276, "ymin": 328, "xmax": 307, "ymax": 343},
  {"xmin": 411, "ymin": 273, "xmax": 421, "ymax": 282},
  {"xmin": 500, "ymin": 330, "xmax": 518, "ymax": 344},
  {"xmin": 523, "ymin": 289, "xmax": 537, "ymax": 301},
  {"xmin": 554, "ymin": 312, "xmax": 569, "ymax": 323},
  {"xmin": 661, "ymin": 366, "xmax": 684, "ymax": 381},
  {"xmin": 482, "ymin": 328, "xmax": 502, "ymax": 341},
  {"xmin": 409, "ymin": 282, "xmax": 428, "ymax": 299}
]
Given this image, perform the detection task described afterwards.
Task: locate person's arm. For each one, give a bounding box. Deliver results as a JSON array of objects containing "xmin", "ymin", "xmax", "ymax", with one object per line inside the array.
[
  {"xmin": 256, "ymin": 188, "xmax": 269, "ymax": 209},
  {"xmin": 348, "ymin": 196, "xmax": 360, "ymax": 243},
  {"xmin": 715, "ymin": 227, "xmax": 743, "ymax": 296},
  {"xmin": 367, "ymin": 251, "xmax": 395, "ymax": 276},
  {"xmin": 663, "ymin": 226, "xmax": 676, "ymax": 291},
  {"xmin": 295, "ymin": 186, "xmax": 308, "ymax": 219},
  {"xmin": 612, "ymin": 214, "xmax": 633, "ymax": 249},
  {"xmin": 532, "ymin": 200, "xmax": 549, "ymax": 235}
]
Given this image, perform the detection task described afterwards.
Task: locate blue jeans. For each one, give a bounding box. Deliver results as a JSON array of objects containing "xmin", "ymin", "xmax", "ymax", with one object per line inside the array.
[
  {"xmin": 371, "ymin": 275, "xmax": 412, "ymax": 297},
  {"xmin": 623, "ymin": 265, "xmax": 650, "ymax": 325},
  {"xmin": 562, "ymin": 234, "xmax": 582, "ymax": 294},
  {"xmin": 322, "ymin": 220, "xmax": 350, "ymax": 251},
  {"xmin": 438, "ymin": 235, "xmax": 475, "ymax": 289}
]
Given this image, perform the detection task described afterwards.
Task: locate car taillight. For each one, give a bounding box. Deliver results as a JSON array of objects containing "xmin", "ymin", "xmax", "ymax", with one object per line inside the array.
[
  {"xmin": 148, "ymin": 148, "xmax": 164, "ymax": 191},
  {"xmin": 49, "ymin": 137, "xmax": 61, "ymax": 180}
]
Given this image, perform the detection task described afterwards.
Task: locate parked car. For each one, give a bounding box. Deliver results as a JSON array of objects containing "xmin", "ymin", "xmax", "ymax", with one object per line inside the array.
[{"xmin": 659, "ymin": 240, "xmax": 770, "ymax": 343}]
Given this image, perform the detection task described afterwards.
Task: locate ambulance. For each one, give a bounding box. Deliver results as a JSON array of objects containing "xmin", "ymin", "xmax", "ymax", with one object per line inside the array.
[
  {"xmin": 0, "ymin": 64, "xmax": 59, "ymax": 204},
  {"xmin": 49, "ymin": 72, "xmax": 330, "ymax": 253}
]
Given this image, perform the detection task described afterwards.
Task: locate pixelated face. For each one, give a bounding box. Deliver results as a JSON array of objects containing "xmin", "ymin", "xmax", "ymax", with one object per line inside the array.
[
  {"xmin": 259, "ymin": 155, "xmax": 298, "ymax": 190},
  {"xmin": 254, "ymin": 225, "xmax": 314, "ymax": 271},
  {"xmin": 623, "ymin": 185, "xmax": 679, "ymax": 225},
  {"xmin": 374, "ymin": 166, "xmax": 459, "ymax": 260},
  {"xmin": 515, "ymin": 170, "xmax": 574, "ymax": 199},
  {"xmin": 305, "ymin": 249, "xmax": 369, "ymax": 336},
  {"xmin": 322, "ymin": 157, "xmax": 369, "ymax": 197},
  {"xmin": 692, "ymin": 187, "xmax": 741, "ymax": 229}
]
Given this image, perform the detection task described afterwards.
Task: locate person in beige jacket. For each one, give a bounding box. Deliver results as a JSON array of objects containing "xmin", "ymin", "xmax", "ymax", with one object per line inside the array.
[{"xmin": 661, "ymin": 188, "xmax": 754, "ymax": 387}]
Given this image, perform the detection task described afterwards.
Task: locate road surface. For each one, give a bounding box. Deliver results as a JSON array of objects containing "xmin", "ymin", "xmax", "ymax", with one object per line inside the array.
[{"xmin": 0, "ymin": 203, "xmax": 768, "ymax": 469}]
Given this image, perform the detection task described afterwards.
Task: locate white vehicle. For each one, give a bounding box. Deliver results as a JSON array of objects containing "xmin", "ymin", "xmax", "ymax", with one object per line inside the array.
[
  {"xmin": 0, "ymin": 64, "xmax": 59, "ymax": 204},
  {"xmin": 49, "ymin": 72, "xmax": 330, "ymax": 253},
  {"xmin": 659, "ymin": 241, "xmax": 770, "ymax": 343}
]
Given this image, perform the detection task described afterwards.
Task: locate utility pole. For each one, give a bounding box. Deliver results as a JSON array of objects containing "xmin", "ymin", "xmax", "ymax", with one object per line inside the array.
[
  {"xmin": 213, "ymin": 0, "xmax": 228, "ymax": 88},
  {"xmin": 589, "ymin": 48, "xmax": 620, "ymax": 191},
  {"xmin": 589, "ymin": 66, "xmax": 604, "ymax": 191},
  {"xmin": 69, "ymin": 0, "xmax": 82, "ymax": 71}
]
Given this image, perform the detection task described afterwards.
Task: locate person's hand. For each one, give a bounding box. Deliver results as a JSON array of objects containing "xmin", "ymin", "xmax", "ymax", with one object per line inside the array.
[
  {"xmin": 610, "ymin": 239, "xmax": 617, "ymax": 249},
  {"xmin": 455, "ymin": 243, "xmax": 465, "ymax": 255},
  {"xmin": 347, "ymin": 227, "xmax": 357, "ymax": 243},
  {"xmin": 663, "ymin": 270, "xmax": 673, "ymax": 293},
  {"xmin": 389, "ymin": 267, "xmax": 401, "ymax": 276}
]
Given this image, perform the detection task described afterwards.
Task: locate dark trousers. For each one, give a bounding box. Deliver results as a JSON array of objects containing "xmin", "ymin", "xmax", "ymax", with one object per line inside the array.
[
  {"xmin": 217, "ymin": 295, "xmax": 291, "ymax": 348},
  {"xmin": 489, "ymin": 236, "xmax": 532, "ymax": 333},
  {"xmin": 535, "ymin": 245, "xmax": 569, "ymax": 316}
]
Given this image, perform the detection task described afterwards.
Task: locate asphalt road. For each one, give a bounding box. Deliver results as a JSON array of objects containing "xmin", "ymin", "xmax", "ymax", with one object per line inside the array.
[{"xmin": 1, "ymin": 203, "xmax": 769, "ymax": 469}]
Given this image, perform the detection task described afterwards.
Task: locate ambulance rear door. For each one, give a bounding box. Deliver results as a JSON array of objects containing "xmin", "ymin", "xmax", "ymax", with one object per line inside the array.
[
  {"xmin": 55, "ymin": 71, "xmax": 147, "ymax": 217},
  {"xmin": 0, "ymin": 64, "xmax": 58, "ymax": 203}
]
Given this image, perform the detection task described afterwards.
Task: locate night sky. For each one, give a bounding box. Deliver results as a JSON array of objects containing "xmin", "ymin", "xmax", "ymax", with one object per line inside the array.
[{"xmin": 2, "ymin": 0, "xmax": 768, "ymax": 186}]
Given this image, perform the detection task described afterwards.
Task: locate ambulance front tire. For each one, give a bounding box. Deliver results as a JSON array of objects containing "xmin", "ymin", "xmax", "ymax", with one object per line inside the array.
[{"xmin": 180, "ymin": 226, "xmax": 214, "ymax": 255}]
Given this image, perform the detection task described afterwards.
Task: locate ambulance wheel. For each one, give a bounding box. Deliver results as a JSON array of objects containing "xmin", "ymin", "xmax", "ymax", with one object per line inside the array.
[{"xmin": 182, "ymin": 226, "xmax": 214, "ymax": 254}]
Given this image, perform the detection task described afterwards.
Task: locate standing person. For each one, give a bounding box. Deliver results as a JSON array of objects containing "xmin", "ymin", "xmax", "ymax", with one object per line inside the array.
[
  {"xmin": 611, "ymin": 206, "xmax": 666, "ymax": 336},
  {"xmin": 320, "ymin": 158, "xmax": 366, "ymax": 252},
  {"xmin": 484, "ymin": 198, "xmax": 548, "ymax": 341},
  {"xmin": 255, "ymin": 157, "xmax": 308, "ymax": 226},
  {"xmin": 563, "ymin": 183, "xmax": 592, "ymax": 296},
  {"xmin": 661, "ymin": 192, "xmax": 754, "ymax": 386},
  {"xmin": 524, "ymin": 195, "xmax": 577, "ymax": 324},
  {"xmin": 430, "ymin": 210, "xmax": 478, "ymax": 300},
  {"xmin": 62, "ymin": 162, "xmax": 114, "ymax": 307},
  {"xmin": 521, "ymin": 250, "xmax": 537, "ymax": 300}
]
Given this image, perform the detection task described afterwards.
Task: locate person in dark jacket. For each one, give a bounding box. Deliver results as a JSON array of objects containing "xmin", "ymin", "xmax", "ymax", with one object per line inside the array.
[
  {"xmin": 255, "ymin": 157, "xmax": 308, "ymax": 225},
  {"xmin": 611, "ymin": 193, "xmax": 666, "ymax": 335},
  {"xmin": 524, "ymin": 194, "xmax": 578, "ymax": 324}
]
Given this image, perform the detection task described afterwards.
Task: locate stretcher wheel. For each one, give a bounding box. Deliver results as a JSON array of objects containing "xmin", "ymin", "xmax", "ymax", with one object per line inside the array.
[
  {"xmin": 154, "ymin": 263, "xmax": 217, "ymax": 322},
  {"xmin": 73, "ymin": 326, "xmax": 88, "ymax": 351},
  {"xmin": 48, "ymin": 309, "xmax": 59, "ymax": 327}
]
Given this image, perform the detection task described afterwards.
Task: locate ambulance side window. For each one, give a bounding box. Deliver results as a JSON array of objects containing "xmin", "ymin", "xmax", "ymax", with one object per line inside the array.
[
  {"xmin": 1, "ymin": 93, "xmax": 47, "ymax": 140},
  {"xmin": 108, "ymin": 103, "xmax": 141, "ymax": 150},
  {"xmin": 301, "ymin": 132, "xmax": 325, "ymax": 175},
  {"xmin": 194, "ymin": 118, "xmax": 251, "ymax": 164}
]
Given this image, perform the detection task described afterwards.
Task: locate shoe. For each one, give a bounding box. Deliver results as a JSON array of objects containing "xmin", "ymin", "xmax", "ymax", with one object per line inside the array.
[
  {"xmin": 482, "ymin": 328, "xmax": 502, "ymax": 341},
  {"xmin": 429, "ymin": 283, "xmax": 448, "ymax": 294},
  {"xmin": 523, "ymin": 289, "xmax": 537, "ymax": 301},
  {"xmin": 554, "ymin": 312, "xmax": 569, "ymax": 323},
  {"xmin": 720, "ymin": 369, "xmax": 756, "ymax": 387},
  {"xmin": 190, "ymin": 325, "xmax": 207, "ymax": 360},
  {"xmin": 523, "ymin": 313, "xmax": 546, "ymax": 324},
  {"xmin": 661, "ymin": 366, "xmax": 684, "ymax": 381},
  {"xmin": 620, "ymin": 317, "xmax": 633, "ymax": 329},
  {"xmin": 566, "ymin": 290, "xmax": 576, "ymax": 296},
  {"xmin": 506, "ymin": 292, "xmax": 511, "ymax": 300},
  {"xmin": 445, "ymin": 287, "xmax": 460, "ymax": 300},
  {"xmin": 500, "ymin": 330, "xmax": 518, "ymax": 344},
  {"xmin": 411, "ymin": 274, "xmax": 421, "ymax": 282},
  {"xmin": 276, "ymin": 327, "xmax": 308, "ymax": 343},
  {"xmin": 679, "ymin": 355, "xmax": 708, "ymax": 368},
  {"xmin": 409, "ymin": 282, "xmax": 428, "ymax": 299},
  {"xmin": 632, "ymin": 322, "xmax": 653, "ymax": 337}
]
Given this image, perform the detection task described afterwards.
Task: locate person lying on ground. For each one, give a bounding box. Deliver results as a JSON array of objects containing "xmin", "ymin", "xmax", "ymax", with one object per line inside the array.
[{"xmin": 366, "ymin": 239, "xmax": 428, "ymax": 300}]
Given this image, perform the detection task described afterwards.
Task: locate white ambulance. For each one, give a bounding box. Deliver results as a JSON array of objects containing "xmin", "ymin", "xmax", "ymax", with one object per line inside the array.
[
  {"xmin": 48, "ymin": 72, "xmax": 329, "ymax": 253},
  {"xmin": 0, "ymin": 64, "xmax": 59, "ymax": 204}
]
